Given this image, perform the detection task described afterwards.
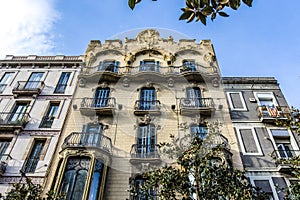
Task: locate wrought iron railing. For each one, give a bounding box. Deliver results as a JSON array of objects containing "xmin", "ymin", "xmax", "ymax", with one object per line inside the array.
[
  {"xmin": 0, "ymin": 112, "xmax": 29, "ymax": 126},
  {"xmin": 0, "ymin": 154, "xmax": 12, "ymax": 175},
  {"xmin": 179, "ymin": 98, "xmax": 214, "ymax": 108},
  {"xmin": 257, "ymin": 106, "xmax": 291, "ymax": 119},
  {"xmin": 62, "ymin": 132, "xmax": 112, "ymax": 154},
  {"xmin": 98, "ymin": 63, "xmax": 119, "ymax": 73},
  {"xmin": 130, "ymin": 144, "xmax": 160, "ymax": 158},
  {"xmin": 139, "ymin": 63, "xmax": 160, "ymax": 72},
  {"xmin": 271, "ymin": 150, "xmax": 300, "ymax": 160},
  {"xmin": 80, "ymin": 97, "xmax": 116, "ymax": 109},
  {"xmin": 13, "ymin": 81, "xmax": 44, "ymax": 91},
  {"xmin": 134, "ymin": 100, "xmax": 161, "ymax": 111},
  {"xmin": 39, "ymin": 116, "xmax": 55, "ymax": 128}
]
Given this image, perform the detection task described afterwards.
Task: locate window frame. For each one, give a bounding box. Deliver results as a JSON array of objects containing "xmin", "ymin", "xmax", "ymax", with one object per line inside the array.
[
  {"xmin": 0, "ymin": 72, "xmax": 14, "ymax": 93},
  {"xmin": 54, "ymin": 72, "xmax": 71, "ymax": 93},
  {"xmin": 236, "ymin": 127, "xmax": 263, "ymax": 155},
  {"xmin": 23, "ymin": 139, "xmax": 46, "ymax": 173},
  {"xmin": 249, "ymin": 177, "xmax": 278, "ymax": 200},
  {"xmin": 226, "ymin": 91, "xmax": 247, "ymax": 111},
  {"xmin": 39, "ymin": 102, "xmax": 60, "ymax": 128}
]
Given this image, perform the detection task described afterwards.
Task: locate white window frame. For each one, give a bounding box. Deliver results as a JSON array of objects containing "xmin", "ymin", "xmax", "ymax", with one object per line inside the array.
[
  {"xmin": 249, "ymin": 176, "xmax": 278, "ymax": 200},
  {"xmin": 236, "ymin": 127, "xmax": 263, "ymax": 155},
  {"xmin": 226, "ymin": 92, "xmax": 247, "ymax": 111},
  {"xmin": 254, "ymin": 92, "xmax": 278, "ymax": 106},
  {"xmin": 267, "ymin": 128, "xmax": 300, "ymax": 158}
]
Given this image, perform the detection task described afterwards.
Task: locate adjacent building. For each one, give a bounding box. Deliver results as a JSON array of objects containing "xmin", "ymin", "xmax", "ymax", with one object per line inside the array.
[
  {"xmin": 0, "ymin": 55, "xmax": 82, "ymax": 194},
  {"xmin": 0, "ymin": 29, "xmax": 298, "ymax": 200}
]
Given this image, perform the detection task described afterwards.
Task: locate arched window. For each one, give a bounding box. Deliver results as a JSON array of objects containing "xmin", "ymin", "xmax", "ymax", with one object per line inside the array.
[
  {"xmin": 139, "ymin": 87, "xmax": 156, "ymax": 110},
  {"xmin": 58, "ymin": 157, "xmax": 91, "ymax": 200},
  {"xmin": 137, "ymin": 124, "xmax": 156, "ymax": 158},
  {"xmin": 94, "ymin": 87, "xmax": 110, "ymax": 107}
]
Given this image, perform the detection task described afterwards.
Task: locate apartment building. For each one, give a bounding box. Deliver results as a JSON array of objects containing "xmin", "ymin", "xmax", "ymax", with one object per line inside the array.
[
  {"xmin": 0, "ymin": 55, "xmax": 82, "ymax": 194},
  {"xmin": 43, "ymin": 29, "xmax": 241, "ymax": 200},
  {"xmin": 223, "ymin": 77, "xmax": 299, "ymax": 200}
]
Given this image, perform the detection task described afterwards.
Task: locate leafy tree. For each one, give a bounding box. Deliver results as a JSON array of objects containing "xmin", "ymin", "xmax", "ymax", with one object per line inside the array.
[
  {"xmin": 275, "ymin": 107, "xmax": 300, "ymax": 199},
  {"xmin": 128, "ymin": 0, "xmax": 253, "ymax": 25},
  {"xmin": 0, "ymin": 176, "xmax": 64, "ymax": 200},
  {"xmin": 130, "ymin": 121, "xmax": 268, "ymax": 199}
]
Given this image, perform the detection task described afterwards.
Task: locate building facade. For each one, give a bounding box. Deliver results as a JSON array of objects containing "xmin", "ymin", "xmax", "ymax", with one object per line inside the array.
[
  {"xmin": 0, "ymin": 55, "xmax": 82, "ymax": 194},
  {"xmin": 223, "ymin": 77, "xmax": 299, "ymax": 200},
  {"xmin": 0, "ymin": 29, "xmax": 298, "ymax": 200}
]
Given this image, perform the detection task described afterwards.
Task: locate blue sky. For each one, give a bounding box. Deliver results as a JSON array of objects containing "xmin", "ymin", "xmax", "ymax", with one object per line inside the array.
[{"xmin": 0, "ymin": 0, "xmax": 299, "ymax": 107}]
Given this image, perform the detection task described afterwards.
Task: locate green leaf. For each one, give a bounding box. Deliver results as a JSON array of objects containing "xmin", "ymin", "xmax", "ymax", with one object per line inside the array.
[
  {"xmin": 196, "ymin": 12, "xmax": 207, "ymax": 25},
  {"xmin": 179, "ymin": 10, "xmax": 194, "ymax": 21},
  {"xmin": 242, "ymin": 0, "xmax": 253, "ymax": 7},
  {"xmin": 201, "ymin": 6, "xmax": 214, "ymax": 16},
  {"xmin": 218, "ymin": 11, "xmax": 229, "ymax": 17},
  {"xmin": 128, "ymin": 0, "xmax": 136, "ymax": 10},
  {"xmin": 187, "ymin": 12, "xmax": 196, "ymax": 23},
  {"xmin": 229, "ymin": 0, "xmax": 241, "ymax": 10}
]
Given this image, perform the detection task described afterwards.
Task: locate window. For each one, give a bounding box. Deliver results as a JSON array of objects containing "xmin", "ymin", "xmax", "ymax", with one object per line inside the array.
[
  {"xmin": 253, "ymin": 180, "xmax": 275, "ymax": 200},
  {"xmin": 137, "ymin": 124, "xmax": 156, "ymax": 157},
  {"xmin": 182, "ymin": 60, "xmax": 196, "ymax": 71},
  {"xmin": 0, "ymin": 139, "xmax": 11, "ymax": 159},
  {"xmin": 59, "ymin": 157, "xmax": 91, "ymax": 200},
  {"xmin": 271, "ymin": 129, "xmax": 293, "ymax": 158},
  {"xmin": 54, "ymin": 72, "xmax": 71, "ymax": 93},
  {"xmin": 190, "ymin": 124, "xmax": 208, "ymax": 139},
  {"xmin": 0, "ymin": 72, "xmax": 14, "ymax": 93},
  {"xmin": 98, "ymin": 60, "xmax": 119, "ymax": 72},
  {"xmin": 227, "ymin": 92, "xmax": 247, "ymax": 111},
  {"xmin": 255, "ymin": 93, "xmax": 279, "ymax": 117},
  {"xmin": 94, "ymin": 87, "xmax": 110, "ymax": 107},
  {"xmin": 81, "ymin": 124, "xmax": 103, "ymax": 146},
  {"xmin": 88, "ymin": 159, "xmax": 104, "ymax": 200},
  {"xmin": 25, "ymin": 72, "xmax": 43, "ymax": 89},
  {"xmin": 237, "ymin": 128, "xmax": 262, "ymax": 155},
  {"xmin": 133, "ymin": 176, "xmax": 156, "ymax": 200},
  {"xmin": 186, "ymin": 87, "xmax": 202, "ymax": 107},
  {"xmin": 39, "ymin": 102, "xmax": 60, "ymax": 128},
  {"xmin": 23, "ymin": 139, "xmax": 45, "ymax": 173},
  {"xmin": 9, "ymin": 102, "xmax": 29, "ymax": 123},
  {"xmin": 139, "ymin": 87, "xmax": 156, "ymax": 110},
  {"xmin": 139, "ymin": 60, "xmax": 159, "ymax": 72}
]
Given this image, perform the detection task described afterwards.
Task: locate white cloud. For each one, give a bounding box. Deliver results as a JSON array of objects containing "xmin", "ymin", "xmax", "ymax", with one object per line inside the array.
[{"xmin": 0, "ymin": 0, "xmax": 59, "ymax": 58}]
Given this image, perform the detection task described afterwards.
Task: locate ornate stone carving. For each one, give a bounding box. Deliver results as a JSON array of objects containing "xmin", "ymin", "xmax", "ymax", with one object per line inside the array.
[
  {"xmin": 136, "ymin": 29, "xmax": 160, "ymax": 45},
  {"xmin": 167, "ymin": 78, "xmax": 174, "ymax": 87}
]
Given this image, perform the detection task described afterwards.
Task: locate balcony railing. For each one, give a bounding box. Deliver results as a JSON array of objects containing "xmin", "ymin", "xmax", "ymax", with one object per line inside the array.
[
  {"xmin": 62, "ymin": 132, "xmax": 112, "ymax": 154},
  {"xmin": 271, "ymin": 150, "xmax": 300, "ymax": 172},
  {"xmin": 139, "ymin": 63, "xmax": 160, "ymax": 72},
  {"xmin": 130, "ymin": 144, "xmax": 161, "ymax": 165},
  {"xmin": 257, "ymin": 106, "xmax": 291, "ymax": 122},
  {"xmin": 0, "ymin": 154, "xmax": 12, "ymax": 176},
  {"xmin": 0, "ymin": 112, "xmax": 29, "ymax": 131},
  {"xmin": 39, "ymin": 116, "xmax": 55, "ymax": 128},
  {"xmin": 80, "ymin": 97, "xmax": 116, "ymax": 116},
  {"xmin": 134, "ymin": 100, "xmax": 161, "ymax": 115},
  {"xmin": 12, "ymin": 81, "xmax": 44, "ymax": 97},
  {"xmin": 98, "ymin": 63, "xmax": 118, "ymax": 73},
  {"xmin": 179, "ymin": 98, "xmax": 215, "ymax": 116}
]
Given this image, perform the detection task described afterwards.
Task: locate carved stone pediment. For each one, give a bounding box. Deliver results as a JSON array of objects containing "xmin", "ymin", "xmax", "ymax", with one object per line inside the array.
[{"xmin": 136, "ymin": 29, "xmax": 160, "ymax": 45}]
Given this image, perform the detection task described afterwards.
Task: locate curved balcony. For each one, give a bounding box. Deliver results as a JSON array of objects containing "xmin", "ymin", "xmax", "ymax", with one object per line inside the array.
[
  {"xmin": 0, "ymin": 112, "xmax": 29, "ymax": 131},
  {"xmin": 134, "ymin": 100, "xmax": 161, "ymax": 116},
  {"xmin": 257, "ymin": 106, "xmax": 291, "ymax": 123},
  {"xmin": 130, "ymin": 144, "xmax": 161, "ymax": 164},
  {"xmin": 179, "ymin": 98, "xmax": 215, "ymax": 116},
  {"xmin": 80, "ymin": 97, "xmax": 116, "ymax": 116},
  {"xmin": 62, "ymin": 132, "xmax": 112, "ymax": 155},
  {"xmin": 12, "ymin": 81, "xmax": 44, "ymax": 98}
]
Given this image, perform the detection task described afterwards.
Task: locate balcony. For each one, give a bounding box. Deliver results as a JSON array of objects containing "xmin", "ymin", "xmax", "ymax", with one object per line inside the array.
[
  {"xmin": 62, "ymin": 132, "xmax": 112, "ymax": 155},
  {"xmin": 130, "ymin": 144, "xmax": 161, "ymax": 164},
  {"xmin": 271, "ymin": 150, "xmax": 300, "ymax": 173},
  {"xmin": 39, "ymin": 116, "xmax": 55, "ymax": 128},
  {"xmin": 0, "ymin": 112, "xmax": 29, "ymax": 131},
  {"xmin": 179, "ymin": 98, "xmax": 215, "ymax": 116},
  {"xmin": 12, "ymin": 81, "xmax": 44, "ymax": 97},
  {"xmin": 0, "ymin": 154, "xmax": 12, "ymax": 176},
  {"xmin": 257, "ymin": 106, "xmax": 290, "ymax": 123},
  {"xmin": 80, "ymin": 97, "xmax": 116, "ymax": 116},
  {"xmin": 134, "ymin": 100, "xmax": 161, "ymax": 115},
  {"xmin": 139, "ymin": 63, "xmax": 160, "ymax": 72}
]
